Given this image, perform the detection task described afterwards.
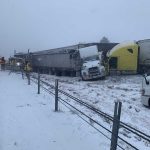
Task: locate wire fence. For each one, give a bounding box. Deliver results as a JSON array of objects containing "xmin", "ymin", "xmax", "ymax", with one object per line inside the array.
[{"xmin": 21, "ymin": 72, "xmax": 150, "ymax": 150}]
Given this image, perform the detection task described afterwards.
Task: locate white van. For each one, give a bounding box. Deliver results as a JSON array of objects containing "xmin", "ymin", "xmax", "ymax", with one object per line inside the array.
[{"xmin": 141, "ymin": 75, "xmax": 150, "ymax": 106}]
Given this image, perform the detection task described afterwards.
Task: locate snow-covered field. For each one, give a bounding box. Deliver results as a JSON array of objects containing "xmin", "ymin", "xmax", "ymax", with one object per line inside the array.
[
  {"xmin": 0, "ymin": 71, "xmax": 150, "ymax": 150},
  {"xmin": 38, "ymin": 72, "xmax": 150, "ymax": 149},
  {"xmin": 40, "ymin": 74, "xmax": 150, "ymax": 131},
  {"xmin": 0, "ymin": 71, "xmax": 110, "ymax": 150}
]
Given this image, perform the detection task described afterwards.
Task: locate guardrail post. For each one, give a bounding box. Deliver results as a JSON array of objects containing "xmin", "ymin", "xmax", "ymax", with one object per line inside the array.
[
  {"xmin": 37, "ymin": 72, "xmax": 40, "ymax": 94},
  {"xmin": 55, "ymin": 79, "xmax": 59, "ymax": 111},
  {"xmin": 110, "ymin": 102, "xmax": 122, "ymax": 150}
]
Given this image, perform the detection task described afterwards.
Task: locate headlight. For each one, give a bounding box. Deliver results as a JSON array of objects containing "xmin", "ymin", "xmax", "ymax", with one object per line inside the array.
[{"xmin": 16, "ymin": 62, "xmax": 21, "ymax": 66}]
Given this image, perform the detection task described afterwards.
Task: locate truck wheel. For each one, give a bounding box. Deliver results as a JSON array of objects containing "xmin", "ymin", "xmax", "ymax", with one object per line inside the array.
[{"xmin": 149, "ymin": 98, "xmax": 150, "ymax": 107}]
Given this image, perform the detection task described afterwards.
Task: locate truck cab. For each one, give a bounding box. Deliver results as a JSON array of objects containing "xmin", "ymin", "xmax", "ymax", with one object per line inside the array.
[
  {"xmin": 81, "ymin": 55, "xmax": 105, "ymax": 80},
  {"xmin": 79, "ymin": 45, "xmax": 105, "ymax": 80},
  {"xmin": 141, "ymin": 74, "xmax": 150, "ymax": 107},
  {"xmin": 79, "ymin": 45, "xmax": 106, "ymax": 80}
]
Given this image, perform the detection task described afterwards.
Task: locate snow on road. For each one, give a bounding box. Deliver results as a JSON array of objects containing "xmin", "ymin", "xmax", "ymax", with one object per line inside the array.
[{"xmin": 0, "ymin": 71, "xmax": 110, "ymax": 150}]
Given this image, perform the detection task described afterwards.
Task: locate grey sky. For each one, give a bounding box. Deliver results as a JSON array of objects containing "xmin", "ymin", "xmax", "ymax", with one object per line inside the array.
[{"xmin": 0, "ymin": 0, "xmax": 150, "ymax": 58}]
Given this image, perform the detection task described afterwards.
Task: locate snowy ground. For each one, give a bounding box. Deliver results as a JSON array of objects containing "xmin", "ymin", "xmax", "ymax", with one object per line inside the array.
[
  {"xmin": 0, "ymin": 71, "xmax": 110, "ymax": 150},
  {"xmin": 1, "ymin": 71, "xmax": 150, "ymax": 150},
  {"xmin": 39, "ymin": 74, "xmax": 150, "ymax": 131},
  {"xmin": 37, "ymin": 72, "xmax": 150, "ymax": 149}
]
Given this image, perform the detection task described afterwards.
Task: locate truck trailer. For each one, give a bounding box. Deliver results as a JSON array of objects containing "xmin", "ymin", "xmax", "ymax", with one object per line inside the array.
[{"xmin": 14, "ymin": 43, "xmax": 106, "ymax": 80}]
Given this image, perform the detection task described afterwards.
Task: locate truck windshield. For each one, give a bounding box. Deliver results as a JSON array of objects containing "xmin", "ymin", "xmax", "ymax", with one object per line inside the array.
[{"xmin": 83, "ymin": 55, "xmax": 99, "ymax": 62}]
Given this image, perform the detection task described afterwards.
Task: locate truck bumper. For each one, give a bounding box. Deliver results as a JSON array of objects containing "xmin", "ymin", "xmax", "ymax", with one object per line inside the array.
[{"xmin": 83, "ymin": 73, "xmax": 105, "ymax": 80}]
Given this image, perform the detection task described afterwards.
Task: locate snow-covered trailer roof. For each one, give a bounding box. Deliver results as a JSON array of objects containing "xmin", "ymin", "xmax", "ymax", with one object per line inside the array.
[{"xmin": 31, "ymin": 43, "xmax": 97, "ymax": 56}]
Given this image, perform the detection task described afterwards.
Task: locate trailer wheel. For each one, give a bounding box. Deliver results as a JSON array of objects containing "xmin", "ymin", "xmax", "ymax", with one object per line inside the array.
[{"xmin": 149, "ymin": 98, "xmax": 150, "ymax": 107}]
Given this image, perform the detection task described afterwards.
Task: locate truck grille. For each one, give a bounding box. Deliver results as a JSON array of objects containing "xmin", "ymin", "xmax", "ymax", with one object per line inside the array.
[{"xmin": 89, "ymin": 67, "xmax": 99, "ymax": 75}]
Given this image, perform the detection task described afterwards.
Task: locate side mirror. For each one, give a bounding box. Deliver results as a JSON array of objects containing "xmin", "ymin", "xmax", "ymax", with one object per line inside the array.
[{"xmin": 143, "ymin": 74, "xmax": 149, "ymax": 85}]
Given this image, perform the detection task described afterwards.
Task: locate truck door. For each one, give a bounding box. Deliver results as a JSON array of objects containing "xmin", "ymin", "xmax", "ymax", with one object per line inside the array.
[{"xmin": 109, "ymin": 57, "xmax": 118, "ymax": 69}]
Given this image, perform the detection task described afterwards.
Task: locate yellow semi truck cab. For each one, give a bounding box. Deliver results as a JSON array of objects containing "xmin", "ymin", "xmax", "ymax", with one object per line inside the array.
[{"xmin": 107, "ymin": 41, "xmax": 139, "ymax": 74}]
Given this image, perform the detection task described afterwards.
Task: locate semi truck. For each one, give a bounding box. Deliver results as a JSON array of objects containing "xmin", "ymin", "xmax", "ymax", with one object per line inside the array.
[
  {"xmin": 141, "ymin": 74, "xmax": 150, "ymax": 107},
  {"xmin": 107, "ymin": 39, "xmax": 150, "ymax": 74},
  {"xmin": 14, "ymin": 43, "xmax": 106, "ymax": 80},
  {"xmin": 79, "ymin": 45, "xmax": 105, "ymax": 80}
]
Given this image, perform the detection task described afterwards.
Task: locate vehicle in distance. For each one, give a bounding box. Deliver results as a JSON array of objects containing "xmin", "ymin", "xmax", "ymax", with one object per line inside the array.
[{"xmin": 141, "ymin": 74, "xmax": 150, "ymax": 107}]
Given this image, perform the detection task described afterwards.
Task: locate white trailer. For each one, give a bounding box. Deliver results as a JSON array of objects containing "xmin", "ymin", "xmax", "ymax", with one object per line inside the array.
[{"xmin": 137, "ymin": 39, "xmax": 150, "ymax": 72}]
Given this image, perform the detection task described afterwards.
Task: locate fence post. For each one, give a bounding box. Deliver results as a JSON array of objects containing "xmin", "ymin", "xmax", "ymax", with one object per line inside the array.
[
  {"xmin": 110, "ymin": 102, "xmax": 122, "ymax": 150},
  {"xmin": 37, "ymin": 72, "xmax": 40, "ymax": 94},
  {"xmin": 21, "ymin": 69, "xmax": 24, "ymax": 79},
  {"xmin": 55, "ymin": 79, "xmax": 59, "ymax": 111},
  {"xmin": 28, "ymin": 73, "xmax": 30, "ymax": 85}
]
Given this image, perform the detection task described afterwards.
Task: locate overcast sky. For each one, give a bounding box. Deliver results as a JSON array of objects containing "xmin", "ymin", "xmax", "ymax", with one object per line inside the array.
[{"xmin": 0, "ymin": 0, "xmax": 150, "ymax": 58}]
